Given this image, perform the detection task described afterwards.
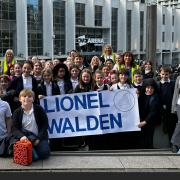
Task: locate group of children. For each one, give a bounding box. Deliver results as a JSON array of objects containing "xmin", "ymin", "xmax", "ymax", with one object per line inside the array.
[{"xmin": 0, "ymin": 48, "xmax": 179, "ymax": 162}]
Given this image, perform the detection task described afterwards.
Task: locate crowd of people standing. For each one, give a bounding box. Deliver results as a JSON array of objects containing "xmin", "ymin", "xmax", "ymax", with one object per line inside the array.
[{"xmin": 1, "ymin": 44, "xmax": 180, "ymax": 162}]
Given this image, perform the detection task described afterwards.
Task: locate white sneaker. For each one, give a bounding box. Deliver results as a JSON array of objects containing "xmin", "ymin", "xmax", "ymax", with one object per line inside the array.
[{"xmin": 177, "ymin": 149, "xmax": 180, "ymax": 154}]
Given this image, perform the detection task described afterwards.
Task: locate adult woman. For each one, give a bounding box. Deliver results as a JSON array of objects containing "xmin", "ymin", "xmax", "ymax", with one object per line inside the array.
[
  {"xmin": 1, "ymin": 49, "xmax": 16, "ymax": 75},
  {"xmin": 100, "ymin": 44, "xmax": 116, "ymax": 64},
  {"xmin": 121, "ymin": 51, "xmax": 139, "ymax": 83}
]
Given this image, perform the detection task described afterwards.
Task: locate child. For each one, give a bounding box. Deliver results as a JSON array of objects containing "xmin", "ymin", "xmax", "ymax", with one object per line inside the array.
[
  {"xmin": 104, "ymin": 59, "xmax": 114, "ymax": 71},
  {"xmin": 9, "ymin": 64, "xmax": 15, "ymax": 81},
  {"xmin": 51, "ymin": 63, "xmax": 73, "ymax": 150},
  {"xmin": 138, "ymin": 78, "xmax": 161, "ymax": 148},
  {"xmin": 53, "ymin": 63, "xmax": 73, "ymax": 94},
  {"xmin": 142, "ymin": 60, "xmax": 154, "ymax": 79},
  {"xmin": 132, "ymin": 69, "xmax": 144, "ymax": 97},
  {"xmin": 91, "ymin": 70, "xmax": 109, "ymax": 150},
  {"xmin": 52, "ymin": 59, "xmax": 60, "ymax": 67},
  {"xmin": 109, "ymin": 68, "xmax": 135, "ymax": 149},
  {"xmin": 158, "ymin": 66, "xmax": 177, "ymax": 144},
  {"xmin": 12, "ymin": 89, "xmax": 50, "ymax": 160},
  {"xmin": 0, "ymin": 91, "xmax": 13, "ymax": 156},
  {"xmin": 74, "ymin": 53, "xmax": 86, "ymax": 71},
  {"xmin": 101, "ymin": 65, "xmax": 111, "ymax": 85},
  {"xmin": 110, "ymin": 68, "xmax": 133, "ymax": 90},
  {"xmin": 109, "ymin": 71, "xmax": 119, "ymax": 86},
  {"xmin": 112, "ymin": 53, "xmax": 124, "ymax": 72},
  {"xmin": 37, "ymin": 68, "xmax": 60, "ymax": 99},
  {"xmin": 0, "ymin": 74, "xmax": 17, "ymax": 113},
  {"xmin": 93, "ymin": 70, "xmax": 109, "ymax": 91},
  {"xmin": 64, "ymin": 58, "xmax": 74, "ymax": 71},
  {"xmin": 69, "ymin": 65, "xmax": 80, "ymax": 92},
  {"xmin": 7, "ymin": 60, "xmax": 38, "ymax": 106},
  {"xmin": 74, "ymin": 68, "xmax": 93, "ymax": 93},
  {"xmin": 32, "ymin": 60, "xmax": 43, "ymax": 85},
  {"xmin": 13, "ymin": 63, "xmax": 22, "ymax": 80},
  {"xmin": 44, "ymin": 60, "xmax": 54, "ymax": 70},
  {"xmin": 63, "ymin": 68, "xmax": 94, "ymax": 151}
]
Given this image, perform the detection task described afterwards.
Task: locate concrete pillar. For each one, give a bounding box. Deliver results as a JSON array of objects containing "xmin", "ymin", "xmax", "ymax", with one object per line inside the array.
[
  {"xmin": 16, "ymin": 0, "xmax": 28, "ymax": 59},
  {"xmin": 43, "ymin": 0, "xmax": 53, "ymax": 59},
  {"xmin": 66, "ymin": 0, "xmax": 76, "ymax": 52},
  {"xmin": 146, "ymin": 4, "xmax": 157, "ymax": 71}
]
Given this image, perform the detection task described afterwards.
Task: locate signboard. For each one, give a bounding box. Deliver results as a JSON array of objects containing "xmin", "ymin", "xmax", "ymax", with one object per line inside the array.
[{"xmin": 40, "ymin": 89, "xmax": 140, "ymax": 139}]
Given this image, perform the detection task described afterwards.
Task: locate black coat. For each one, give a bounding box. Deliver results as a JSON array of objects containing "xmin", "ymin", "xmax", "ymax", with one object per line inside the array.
[
  {"xmin": 37, "ymin": 81, "xmax": 60, "ymax": 96},
  {"xmin": 138, "ymin": 93, "xmax": 161, "ymax": 126},
  {"xmin": 8, "ymin": 75, "xmax": 38, "ymax": 99},
  {"xmin": 12, "ymin": 104, "xmax": 49, "ymax": 141}
]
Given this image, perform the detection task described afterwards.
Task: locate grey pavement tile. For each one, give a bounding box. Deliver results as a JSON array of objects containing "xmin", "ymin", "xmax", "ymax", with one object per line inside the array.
[
  {"xmin": 0, "ymin": 157, "xmax": 42, "ymax": 170},
  {"xmin": 167, "ymin": 156, "xmax": 180, "ymax": 169},
  {"xmin": 119, "ymin": 156, "xmax": 176, "ymax": 169},
  {"xmin": 42, "ymin": 156, "xmax": 124, "ymax": 169}
]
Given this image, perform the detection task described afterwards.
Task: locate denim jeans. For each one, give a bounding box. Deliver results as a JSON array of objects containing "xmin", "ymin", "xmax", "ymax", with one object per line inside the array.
[{"xmin": 33, "ymin": 139, "xmax": 50, "ymax": 160}]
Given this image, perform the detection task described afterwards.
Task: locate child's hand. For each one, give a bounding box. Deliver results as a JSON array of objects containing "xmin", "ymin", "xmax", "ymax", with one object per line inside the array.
[
  {"xmin": 33, "ymin": 139, "xmax": 40, "ymax": 146},
  {"xmin": 38, "ymin": 95, "xmax": 44, "ymax": 99},
  {"xmin": 136, "ymin": 90, "xmax": 140, "ymax": 97},
  {"xmin": 138, "ymin": 121, "xmax": 147, "ymax": 128},
  {"xmin": 20, "ymin": 136, "xmax": 28, "ymax": 141}
]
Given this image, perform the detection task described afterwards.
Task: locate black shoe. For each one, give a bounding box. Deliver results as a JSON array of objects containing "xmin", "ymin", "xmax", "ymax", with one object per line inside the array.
[{"xmin": 171, "ymin": 145, "xmax": 179, "ymax": 153}]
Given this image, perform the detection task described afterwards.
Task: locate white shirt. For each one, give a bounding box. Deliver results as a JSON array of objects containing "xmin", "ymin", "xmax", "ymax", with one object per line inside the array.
[
  {"xmin": 22, "ymin": 74, "xmax": 32, "ymax": 89},
  {"xmin": 110, "ymin": 82, "xmax": 131, "ymax": 90},
  {"xmin": 57, "ymin": 79, "xmax": 65, "ymax": 94},
  {"xmin": 133, "ymin": 82, "xmax": 143, "ymax": 87},
  {"xmin": 22, "ymin": 106, "xmax": 38, "ymax": 136},
  {"xmin": 44, "ymin": 82, "xmax": 52, "ymax": 96},
  {"xmin": 160, "ymin": 79, "xmax": 170, "ymax": 84},
  {"xmin": 96, "ymin": 83, "xmax": 109, "ymax": 91},
  {"xmin": 71, "ymin": 78, "xmax": 79, "ymax": 91},
  {"xmin": 0, "ymin": 98, "xmax": 12, "ymax": 139}
]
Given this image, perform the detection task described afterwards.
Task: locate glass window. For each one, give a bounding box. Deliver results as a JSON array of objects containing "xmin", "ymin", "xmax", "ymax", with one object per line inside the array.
[
  {"xmin": 163, "ymin": 14, "xmax": 165, "ymax": 25},
  {"xmin": 95, "ymin": 5, "xmax": 102, "ymax": 26},
  {"xmin": 75, "ymin": 3, "xmax": 85, "ymax": 26},
  {"xmin": 0, "ymin": 0, "xmax": 16, "ymax": 55},
  {"xmin": 172, "ymin": 15, "xmax": 174, "ymax": 26},
  {"xmin": 53, "ymin": 0, "xmax": 66, "ymax": 54},
  {"xmin": 111, "ymin": 8, "xmax": 118, "ymax": 52},
  {"xmin": 140, "ymin": 11, "xmax": 144, "ymax": 51},
  {"xmin": 27, "ymin": 0, "xmax": 43, "ymax": 56},
  {"xmin": 162, "ymin": 32, "xmax": 165, "ymax": 42},
  {"xmin": 126, "ymin": 10, "xmax": 131, "ymax": 51},
  {"xmin": 172, "ymin": 32, "xmax": 174, "ymax": 42}
]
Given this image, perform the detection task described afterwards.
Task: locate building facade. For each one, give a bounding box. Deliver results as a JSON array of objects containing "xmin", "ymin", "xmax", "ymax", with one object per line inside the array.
[{"xmin": 0, "ymin": 0, "xmax": 180, "ymax": 65}]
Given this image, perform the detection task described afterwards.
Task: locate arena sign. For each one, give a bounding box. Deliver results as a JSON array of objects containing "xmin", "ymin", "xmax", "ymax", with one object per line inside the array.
[
  {"xmin": 40, "ymin": 89, "xmax": 140, "ymax": 138},
  {"xmin": 77, "ymin": 35, "xmax": 104, "ymax": 47}
]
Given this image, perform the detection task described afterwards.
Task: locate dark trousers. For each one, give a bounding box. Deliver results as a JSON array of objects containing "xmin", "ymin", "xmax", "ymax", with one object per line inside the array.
[{"xmin": 34, "ymin": 139, "xmax": 50, "ymax": 159}]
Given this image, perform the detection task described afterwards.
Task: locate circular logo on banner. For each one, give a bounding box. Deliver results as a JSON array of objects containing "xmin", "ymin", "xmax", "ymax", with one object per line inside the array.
[{"xmin": 113, "ymin": 90, "xmax": 135, "ymax": 112}]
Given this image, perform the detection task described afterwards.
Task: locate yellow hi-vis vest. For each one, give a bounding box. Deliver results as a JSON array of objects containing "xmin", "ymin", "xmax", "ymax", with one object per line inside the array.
[
  {"xmin": 2, "ymin": 57, "xmax": 15, "ymax": 74},
  {"xmin": 120, "ymin": 64, "xmax": 140, "ymax": 83}
]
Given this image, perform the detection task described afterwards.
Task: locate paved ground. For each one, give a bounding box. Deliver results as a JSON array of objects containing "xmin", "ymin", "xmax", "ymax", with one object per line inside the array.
[{"xmin": 1, "ymin": 149, "xmax": 180, "ymax": 172}]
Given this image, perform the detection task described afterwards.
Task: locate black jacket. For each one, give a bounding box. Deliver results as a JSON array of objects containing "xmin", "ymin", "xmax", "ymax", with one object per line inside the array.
[
  {"xmin": 12, "ymin": 104, "xmax": 49, "ymax": 141},
  {"xmin": 37, "ymin": 81, "xmax": 60, "ymax": 96},
  {"xmin": 8, "ymin": 75, "xmax": 38, "ymax": 101}
]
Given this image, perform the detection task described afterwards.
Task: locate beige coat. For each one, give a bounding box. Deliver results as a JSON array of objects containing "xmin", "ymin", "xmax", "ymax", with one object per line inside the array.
[{"xmin": 172, "ymin": 76, "xmax": 180, "ymax": 113}]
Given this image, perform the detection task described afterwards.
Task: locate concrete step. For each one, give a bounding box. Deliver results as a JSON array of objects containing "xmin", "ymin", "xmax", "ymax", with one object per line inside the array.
[{"xmin": 1, "ymin": 149, "xmax": 180, "ymax": 172}]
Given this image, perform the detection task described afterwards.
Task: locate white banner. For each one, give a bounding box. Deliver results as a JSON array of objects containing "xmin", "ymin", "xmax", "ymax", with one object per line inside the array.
[{"xmin": 40, "ymin": 89, "xmax": 141, "ymax": 138}]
